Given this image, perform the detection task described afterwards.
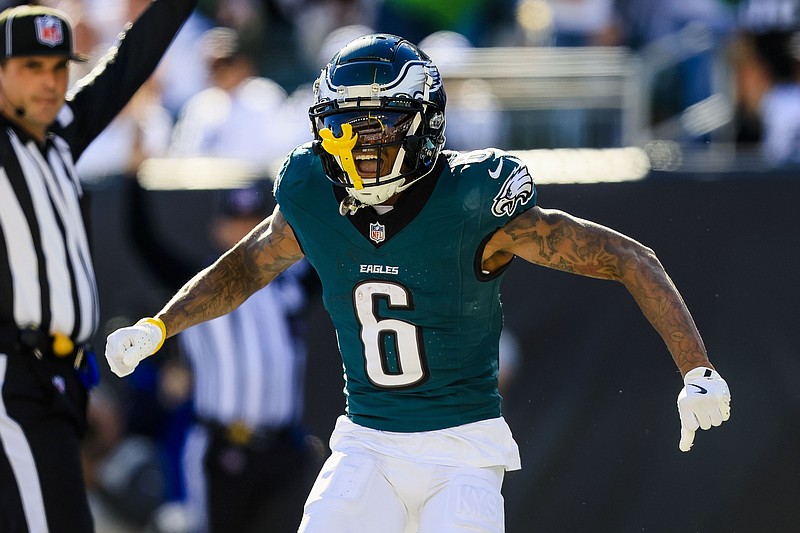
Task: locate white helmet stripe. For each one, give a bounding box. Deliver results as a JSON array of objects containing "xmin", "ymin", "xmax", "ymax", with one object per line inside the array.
[{"xmin": 323, "ymin": 60, "xmax": 431, "ymax": 102}]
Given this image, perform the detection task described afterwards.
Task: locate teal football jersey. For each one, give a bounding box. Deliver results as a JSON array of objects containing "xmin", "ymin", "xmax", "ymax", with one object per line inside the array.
[{"xmin": 275, "ymin": 145, "xmax": 536, "ymax": 432}]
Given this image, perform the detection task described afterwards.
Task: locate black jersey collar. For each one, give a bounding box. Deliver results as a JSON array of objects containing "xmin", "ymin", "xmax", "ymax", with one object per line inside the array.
[
  {"xmin": 0, "ymin": 113, "xmax": 53, "ymax": 151},
  {"xmin": 333, "ymin": 157, "xmax": 446, "ymax": 248}
]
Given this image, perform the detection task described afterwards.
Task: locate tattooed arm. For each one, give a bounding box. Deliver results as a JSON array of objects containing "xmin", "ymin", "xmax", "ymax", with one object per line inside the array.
[
  {"xmin": 483, "ymin": 206, "xmax": 711, "ymax": 377},
  {"xmin": 154, "ymin": 206, "xmax": 305, "ymax": 338}
]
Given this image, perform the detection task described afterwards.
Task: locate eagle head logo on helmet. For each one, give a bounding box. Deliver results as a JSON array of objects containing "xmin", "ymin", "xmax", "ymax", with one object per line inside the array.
[{"xmin": 309, "ymin": 33, "xmax": 447, "ymax": 212}]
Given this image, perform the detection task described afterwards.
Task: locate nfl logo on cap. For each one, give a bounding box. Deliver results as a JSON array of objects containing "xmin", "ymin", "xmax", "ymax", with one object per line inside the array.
[
  {"xmin": 0, "ymin": 5, "xmax": 86, "ymax": 61},
  {"xmin": 35, "ymin": 15, "xmax": 64, "ymax": 47}
]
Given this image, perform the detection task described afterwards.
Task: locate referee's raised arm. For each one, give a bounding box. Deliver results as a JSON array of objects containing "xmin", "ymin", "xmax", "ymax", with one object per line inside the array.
[{"xmin": 65, "ymin": 0, "xmax": 198, "ymax": 159}]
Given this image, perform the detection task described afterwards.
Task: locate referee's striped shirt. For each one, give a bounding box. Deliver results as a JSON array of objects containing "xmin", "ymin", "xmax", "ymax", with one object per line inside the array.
[
  {"xmin": 0, "ymin": 0, "xmax": 199, "ymax": 343},
  {"xmin": 180, "ymin": 262, "xmax": 310, "ymax": 428},
  {"xmin": 0, "ymin": 113, "xmax": 98, "ymax": 342}
]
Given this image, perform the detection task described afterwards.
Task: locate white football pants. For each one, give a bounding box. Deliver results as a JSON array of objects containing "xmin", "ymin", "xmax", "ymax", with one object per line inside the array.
[{"xmin": 298, "ymin": 449, "xmax": 506, "ymax": 533}]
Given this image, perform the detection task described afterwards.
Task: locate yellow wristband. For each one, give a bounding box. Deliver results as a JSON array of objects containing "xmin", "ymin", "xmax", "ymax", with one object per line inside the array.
[{"xmin": 136, "ymin": 317, "xmax": 167, "ymax": 353}]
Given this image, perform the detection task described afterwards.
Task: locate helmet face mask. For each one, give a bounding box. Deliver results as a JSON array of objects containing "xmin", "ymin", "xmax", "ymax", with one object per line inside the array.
[
  {"xmin": 322, "ymin": 108, "xmax": 415, "ymax": 177},
  {"xmin": 309, "ymin": 34, "xmax": 446, "ymax": 208}
]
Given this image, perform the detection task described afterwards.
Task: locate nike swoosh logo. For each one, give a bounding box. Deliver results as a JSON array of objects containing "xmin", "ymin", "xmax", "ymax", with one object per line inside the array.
[
  {"xmin": 688, "ymin": 384, "xmax": 708, "ymax": 394},
  {"xmin": 489, "ymin": 159, "xmax": 503, "ymax": 180}
]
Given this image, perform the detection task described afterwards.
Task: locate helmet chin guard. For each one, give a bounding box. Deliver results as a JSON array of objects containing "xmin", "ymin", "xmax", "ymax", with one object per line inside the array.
[{"xmin": 309, "ymin": 34, "xmax": 446, "ymax": 211}]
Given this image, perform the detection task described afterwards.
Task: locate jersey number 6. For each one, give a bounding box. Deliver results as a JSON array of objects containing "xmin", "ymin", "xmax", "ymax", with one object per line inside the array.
[{"xmin": 353, "ymin": 281, "xmax": 429, "ymax": 389}]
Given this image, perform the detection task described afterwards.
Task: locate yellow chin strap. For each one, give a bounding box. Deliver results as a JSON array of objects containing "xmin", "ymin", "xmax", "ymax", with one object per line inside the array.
[{"xmin": 319, "ymin": 124, "xmax": 364, "ymax": 190}]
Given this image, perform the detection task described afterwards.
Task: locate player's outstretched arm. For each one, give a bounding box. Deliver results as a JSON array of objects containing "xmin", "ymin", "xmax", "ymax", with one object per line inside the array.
[
  {"xmin": 484, "ymin": 206, "xmax": 731, "ymax": 451},
  {"xmin": 486, "ymin": 206, "xmax": 707, "ymax": 371},
  {"xmin": 105, "ymin": 206, "xmax": 304, "ymax": 377},
  {"xmin": 156, "ymin": 206, "xmax": 303, "ymax": 334}
]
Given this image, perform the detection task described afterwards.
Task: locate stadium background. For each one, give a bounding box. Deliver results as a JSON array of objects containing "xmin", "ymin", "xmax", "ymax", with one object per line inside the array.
[
  {"xmin": 88, "ymin": 171, "xmax": 800, "ymax": 532},
  {"xmin": 59, "ymin": 0, "xmax": 800, "ymax": 529}
]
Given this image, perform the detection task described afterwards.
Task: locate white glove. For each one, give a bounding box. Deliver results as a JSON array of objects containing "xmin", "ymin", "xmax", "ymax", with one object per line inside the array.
[
  {"xmin": 677, "ymin": 366, "xmax": 731, "ymax": 452},
  {"xmin": 105, "ymin": 317, "xmax": 166, "ymax": 377}
]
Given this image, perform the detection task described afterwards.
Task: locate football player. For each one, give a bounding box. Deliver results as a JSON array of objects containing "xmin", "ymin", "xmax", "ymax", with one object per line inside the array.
[{"xmin": 105, "ymin": 34, "xmax": 731, "ymax": 533}]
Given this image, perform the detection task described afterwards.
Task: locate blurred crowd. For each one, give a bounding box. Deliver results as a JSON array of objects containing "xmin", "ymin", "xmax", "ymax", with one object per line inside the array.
[
  {"xmin": 2, "ymin": 0, "xmax": 797, "ymax": 178},
  {"xmin": 4, "ymin": 0, "xmax": 797, "ymax": 531}
]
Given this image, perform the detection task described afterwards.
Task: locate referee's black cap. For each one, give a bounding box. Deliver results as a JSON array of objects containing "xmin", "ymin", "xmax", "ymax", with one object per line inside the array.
[{"xmin": 0, "ymin": 5, "xmax": 87, "ymax": 61}]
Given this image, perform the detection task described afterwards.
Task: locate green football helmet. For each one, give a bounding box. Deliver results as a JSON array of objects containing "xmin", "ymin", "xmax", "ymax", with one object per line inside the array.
[{"xmin": 309, "ymin": 33, "xmax": 447, "ymax": 210}]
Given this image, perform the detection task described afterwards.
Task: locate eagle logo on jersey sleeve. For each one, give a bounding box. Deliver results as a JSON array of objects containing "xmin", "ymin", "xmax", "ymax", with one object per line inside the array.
[{"xmin": 491, "ymin": 163, "xmax": 534, "ymax": 217}]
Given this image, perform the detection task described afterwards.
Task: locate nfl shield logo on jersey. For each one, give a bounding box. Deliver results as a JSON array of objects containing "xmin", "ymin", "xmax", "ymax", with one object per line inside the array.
[
  {"xmin": 35, "ymin": 16, "xmax": 64, "ymax": 47},
  {"xmin": 369, "ymin": 222, "xmax": 385, "ymax": 244}
]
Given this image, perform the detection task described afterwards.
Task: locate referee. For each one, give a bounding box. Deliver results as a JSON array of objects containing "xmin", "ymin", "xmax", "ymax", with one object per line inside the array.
[{"xmin": 0, "ymin": 2, "xmax": 197, "ymax": 532}]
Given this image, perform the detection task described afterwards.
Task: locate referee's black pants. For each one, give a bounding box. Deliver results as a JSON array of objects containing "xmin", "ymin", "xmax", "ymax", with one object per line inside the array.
[
  {"xmin": 0, "ymin": 348, "xmax": 94, "ymax": 533},
  {"xmin": 200, "ymin": 424, "xmax": 322, "ymax": 533}
]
